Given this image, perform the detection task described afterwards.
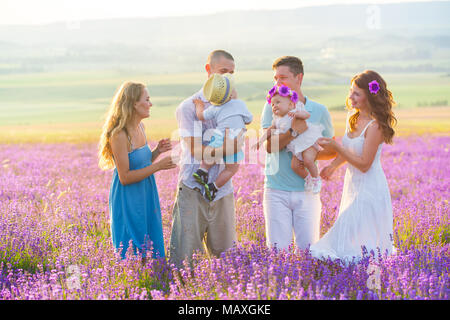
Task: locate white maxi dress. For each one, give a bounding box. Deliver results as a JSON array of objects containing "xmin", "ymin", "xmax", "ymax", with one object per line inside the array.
[{"xmin": 310, "ymin": 120, "xmax": 395, "ymax": 264}]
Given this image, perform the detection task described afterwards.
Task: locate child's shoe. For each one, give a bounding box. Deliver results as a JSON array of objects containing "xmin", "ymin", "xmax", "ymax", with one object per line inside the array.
[
  {"xmin": 204, "ymin": 183, "xmax": 218, "ymax": 202},
  {"xmin": 311, "ymin": 177, "xmax": 322, "ymax": 194},
  {"xmin": 304, "ymin": 174, "xmax": 313, "ymax": 192},
  {"xmin": 193, "ymin": 169, "xmax": 208, "ymax": 186}
]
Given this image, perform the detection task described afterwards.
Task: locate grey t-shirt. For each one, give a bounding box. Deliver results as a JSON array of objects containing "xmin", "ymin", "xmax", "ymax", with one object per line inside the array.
[
  {"xmin": 175, "ymin": 88, "xmax": 234, "ymax": 201},
  {"xmin": 203, "ymin": 99, "xmax": 253, "ymax": 134}
]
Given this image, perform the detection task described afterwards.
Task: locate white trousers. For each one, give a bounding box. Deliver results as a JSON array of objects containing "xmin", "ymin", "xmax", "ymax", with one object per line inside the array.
[{"xmin": 263, "ymin": 188, "xmax": 321, "ymax": 251}]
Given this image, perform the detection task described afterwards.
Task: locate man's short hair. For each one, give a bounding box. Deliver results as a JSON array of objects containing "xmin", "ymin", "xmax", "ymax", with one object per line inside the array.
[
  {"xmin": 272, "ymin": 56, "xmax": 304, "ymax": 76},
  {"xmin": 207, "ymin": 50, "xmax": 234, "ymax": 65}
]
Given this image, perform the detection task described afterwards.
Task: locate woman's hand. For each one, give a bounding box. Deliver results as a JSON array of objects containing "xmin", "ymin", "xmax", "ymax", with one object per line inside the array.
[
  {"xmin": 317, "ymin": 137, "xmax": 339, "ymax": 151},
  {"xmin": 152, "ymin": 138, "xmax": 172, "ymax": 161},
  {"xmin": 156, "ymin": 138, "xmax": 172, "ymax": 154},
  {"xmin": 320, "ymin": 164, "xmax": 337, "ymax": 181},
  {"xmin": 155, "ymin": 155, "xmax": 177, "ymax": 171}
]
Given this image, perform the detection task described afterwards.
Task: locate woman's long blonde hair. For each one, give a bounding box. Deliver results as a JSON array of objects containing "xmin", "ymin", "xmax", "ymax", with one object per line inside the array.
[
  {"xmin": 98, "ymin": 81, "xmax": 146, "ymax": 170},
  {"xmin": 346, "ymin": 70, "xmax": 397, "ymax": 144}
]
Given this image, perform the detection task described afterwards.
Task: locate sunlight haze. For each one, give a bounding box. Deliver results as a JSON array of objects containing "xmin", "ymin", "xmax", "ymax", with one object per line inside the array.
[{"xmin": 0, "ymin": 0, "xmax": 444, "ymax": 25}]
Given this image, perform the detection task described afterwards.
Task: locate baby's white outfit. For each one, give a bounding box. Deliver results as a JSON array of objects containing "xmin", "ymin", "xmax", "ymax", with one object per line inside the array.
[{"xmin": 273, "ymin": 102, "xmax": 324, "ymax": 161}]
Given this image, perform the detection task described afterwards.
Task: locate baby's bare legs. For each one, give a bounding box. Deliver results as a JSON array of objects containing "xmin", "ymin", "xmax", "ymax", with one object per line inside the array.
[
  {"xmin": 302, "ymin": 147, "xmax": 319, "ymax": 178},
  {"xmin": 291, "ymin": 156, "xmax": 308, "ymax": 179},
  {"xmin": 214, "ymin": 163, "xmax": 240, "ymax": 188}
]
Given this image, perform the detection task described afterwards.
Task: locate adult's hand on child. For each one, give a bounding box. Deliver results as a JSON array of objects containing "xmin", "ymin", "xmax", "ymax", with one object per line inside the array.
[
  {"xmin": 320, "ymin": 165, "xmax": 336, "ymax": 181},
  {"xmin": 291, "ymin": 117, "xmax": 308, "ymax": 135},
  {"xmin": 193, "ymin": 98, "xmax": 204, "ymax": 108},
  {"xmin": 193, "ymin": 98, "xmax": 206, "ymax": 121}
]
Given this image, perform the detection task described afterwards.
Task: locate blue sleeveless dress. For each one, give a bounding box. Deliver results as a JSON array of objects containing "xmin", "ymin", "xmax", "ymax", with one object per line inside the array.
[{"xmin": 109, "ymin": 127, "xmax": 165, "ymax": 259}]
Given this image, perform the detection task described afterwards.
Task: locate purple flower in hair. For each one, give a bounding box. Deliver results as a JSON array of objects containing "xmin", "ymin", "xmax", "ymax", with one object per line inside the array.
[
  {"xmin": 278, "ymin": 85, "xmax": 290, "ymax": 97},
  {"xmin": 368, "ymin": 80, "xmax": 380, "ymax": 95},
  {"xmin": 268, "ymin": 85, "xmax": 277, "ymax": 96},
  {"xmin": 291, "ymin": 91, "xmax": 299, "ymax": 104},
  {"xmin": 266, "ymin": 84, "xmax": 297, "ymax": 104}
]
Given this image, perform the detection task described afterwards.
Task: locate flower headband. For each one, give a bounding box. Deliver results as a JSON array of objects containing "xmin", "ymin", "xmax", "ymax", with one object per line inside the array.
[
  {"xmin": 266, "ymin": 85, "xmax": 299, "ymax": 104},
  {"xmin": 368, "ymin": 80, "xmax": 380, "ymax": 95}
]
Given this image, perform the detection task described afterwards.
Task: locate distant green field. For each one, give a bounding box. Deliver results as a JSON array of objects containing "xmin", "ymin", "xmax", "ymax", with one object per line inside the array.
[
  {"xmin": 1, "ymin": 70, "xmax": 450, "ymax": 127},
  {"xmin": 1, "ymin": 70, "xmax": 449, "ymax": 143}
]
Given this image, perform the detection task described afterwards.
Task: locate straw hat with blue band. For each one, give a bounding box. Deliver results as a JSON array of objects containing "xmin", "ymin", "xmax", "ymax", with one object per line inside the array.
[{"xmin": 203, "ymin": 73, "xmax": 234, "ymax": 105}]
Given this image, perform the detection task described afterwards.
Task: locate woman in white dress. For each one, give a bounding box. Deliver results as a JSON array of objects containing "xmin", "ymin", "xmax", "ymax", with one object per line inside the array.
[{"xmin": 310, "ymin": 70, "xmax": 397, "ymax": 264}]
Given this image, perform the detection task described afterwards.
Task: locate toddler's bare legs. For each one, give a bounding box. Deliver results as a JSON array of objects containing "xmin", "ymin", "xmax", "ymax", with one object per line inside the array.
[
  {"xmin": 214, "ymin": 163, "xmax": 240, "ymax": 188},
  {"xmin": 302, "ymin": 147, "xmax": 319, "ymax": 178},
  {"xmin": 302, "ymin": 147, "xmax": 322, "ymax": 194},
  {"xmin": 291, "ymin": 156, "xmax": 308, "ymax": 179}
]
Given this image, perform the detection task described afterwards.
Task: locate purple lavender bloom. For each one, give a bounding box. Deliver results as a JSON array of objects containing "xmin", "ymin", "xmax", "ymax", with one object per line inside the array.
[
  {"xmin": 368, "ymin": 80, "xmax": 380, "ymax": 94},
  {"xmin": 0, "ymin": 136, "xmax": 448, "ymax": 300}
]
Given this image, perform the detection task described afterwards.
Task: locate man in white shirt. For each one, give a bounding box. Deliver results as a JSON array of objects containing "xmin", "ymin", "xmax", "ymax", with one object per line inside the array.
[{"xmin": 168, "ymin": 50, "xmax": 244, "ymax": 268}]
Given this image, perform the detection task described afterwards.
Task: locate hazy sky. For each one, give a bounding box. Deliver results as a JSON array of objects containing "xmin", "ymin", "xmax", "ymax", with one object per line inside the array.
[{"xmin": 0, "ymin": 0, "xmax": 444, "ymax": 25}]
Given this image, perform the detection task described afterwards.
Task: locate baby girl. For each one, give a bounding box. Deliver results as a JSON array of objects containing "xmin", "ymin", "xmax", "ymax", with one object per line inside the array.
[{"xmin": 256, "ymin": 85, "xmax": 324, "ymax": 193}]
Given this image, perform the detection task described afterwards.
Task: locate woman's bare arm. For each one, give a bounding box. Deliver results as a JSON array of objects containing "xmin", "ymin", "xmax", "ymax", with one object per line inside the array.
[
  {"xmin": 111, "ymin": 131, "xmax": 176, "ymax": 185},
  {"xmin": 317, "ymin": 122, "xmax": 383, "ymax": 173}
]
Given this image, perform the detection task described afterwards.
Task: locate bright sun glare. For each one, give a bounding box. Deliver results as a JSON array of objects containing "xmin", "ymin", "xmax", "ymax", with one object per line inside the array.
[{"xmin": 0, "ymin": 0, "xmax": 439, "ymax": 25}]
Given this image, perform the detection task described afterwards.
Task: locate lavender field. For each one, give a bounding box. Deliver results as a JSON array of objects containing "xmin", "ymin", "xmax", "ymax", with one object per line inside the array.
[{"xmin": 0, "ymin": 135, "xmax": 448, "ymax": 300}]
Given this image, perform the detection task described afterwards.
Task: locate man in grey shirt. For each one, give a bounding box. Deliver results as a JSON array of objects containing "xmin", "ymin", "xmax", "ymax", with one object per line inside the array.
[{"xmin": 168, "ymin": 50, "xmax": 244, "ymax": 269}]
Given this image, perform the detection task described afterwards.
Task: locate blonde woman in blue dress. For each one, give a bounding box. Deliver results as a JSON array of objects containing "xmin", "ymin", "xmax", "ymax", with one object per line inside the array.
[
  {"xmin": 310, "ymin": 70, "xmax": 397, "ymax": 264},
  {"xmin": 99, "ymin": 81, "xmax": 177, "ymax": 259}
]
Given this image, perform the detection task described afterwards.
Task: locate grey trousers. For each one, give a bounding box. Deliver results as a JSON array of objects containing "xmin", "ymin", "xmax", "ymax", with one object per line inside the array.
[{"xmin": 168, "ymin": 183, "xmax": 237, "ymax": 269}]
